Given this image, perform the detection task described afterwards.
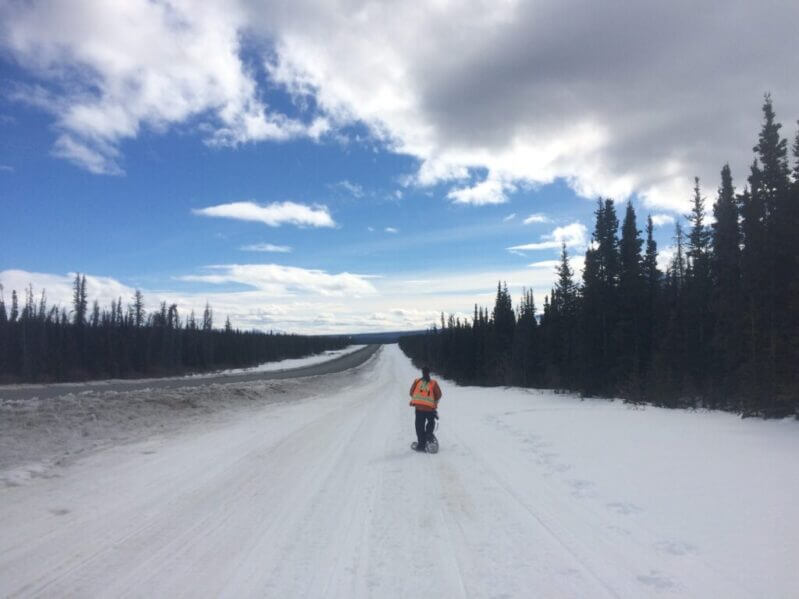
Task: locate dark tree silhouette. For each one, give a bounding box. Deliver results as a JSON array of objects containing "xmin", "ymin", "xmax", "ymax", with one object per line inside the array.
[{"xmin": 400, "ymin": 97, "xmax": 798, "ymax": 418}]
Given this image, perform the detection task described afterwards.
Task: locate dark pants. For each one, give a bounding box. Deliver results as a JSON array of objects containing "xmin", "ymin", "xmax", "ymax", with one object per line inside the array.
[{"xmin": 415, "ymin": 410, "xmax": 436, "ymax": 448}]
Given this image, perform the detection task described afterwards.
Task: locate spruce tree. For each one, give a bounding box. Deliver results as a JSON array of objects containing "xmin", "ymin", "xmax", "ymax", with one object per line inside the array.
[
  {"xmin": 749, "ymin": 96, "xmax": 792, "ymax": 413},
  {"xmin": 492, "ymin": 281, "xmax": 515, "ymax": 383},
  {"xmin": 10, "ymin": 290, "xmax": 19, "ymax": 322},
  {"xmin": 133, "ymin": 290, "xmax": 145, "ymax": 327},
  {"xmin": 553, "ymin": 243, "xmax": 578, "ymax": 388},
  {"xmin": 711, "ymin": 165, "xmax": 742, "ymax": 405},
  {"xmin": 641, "ymin": 215, "xmax": 660, "ymax": 378},
  {"xmin": 618, "ymin": 202, "xmax": 644, "ymax": 391},
  {"xmin": 580, "ymin": 198, "xmax": 620, "ymax": 395},
  {"xmin": 684, "ymin": 178, "xmax": 713, "ymax": 395}
]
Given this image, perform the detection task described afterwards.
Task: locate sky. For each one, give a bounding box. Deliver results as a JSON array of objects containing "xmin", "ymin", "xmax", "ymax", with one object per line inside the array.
[{"xmin": 1, "ymin": 0, "xmax": 798, "ymax": 334}]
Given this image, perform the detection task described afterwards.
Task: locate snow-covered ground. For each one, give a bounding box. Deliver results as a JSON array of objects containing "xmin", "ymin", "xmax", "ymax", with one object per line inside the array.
[
  {"xmin": 184, "ymin": 345, "xmax": 367, "ymax": 377},
  {"xmin": 0, "ymin": 345, "xmax": 367, "ymax": 392},
  {"xmin": 0, "ymin": 345, "xmax": 796, "ymax": 597}
]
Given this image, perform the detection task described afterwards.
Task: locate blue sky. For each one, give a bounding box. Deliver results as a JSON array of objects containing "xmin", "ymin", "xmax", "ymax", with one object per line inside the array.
[{"xmin": 1, "ymin": 1, "xmax": 797, "ymax": 333}]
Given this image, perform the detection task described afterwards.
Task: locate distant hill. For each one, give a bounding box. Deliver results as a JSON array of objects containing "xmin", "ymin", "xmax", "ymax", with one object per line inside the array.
[{"xmin": 346, "ymin": 330, "xmax": 425, "ymax": 344}]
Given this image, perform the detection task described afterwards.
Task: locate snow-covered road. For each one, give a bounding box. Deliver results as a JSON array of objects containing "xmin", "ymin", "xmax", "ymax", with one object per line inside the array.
[{"xmin": 1, "ymin": 345, "xmax": 796, "ymax": 597}]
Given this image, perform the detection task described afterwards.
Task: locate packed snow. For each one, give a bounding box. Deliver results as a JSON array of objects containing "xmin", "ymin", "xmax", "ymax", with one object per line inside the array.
[{"xmin": 0, "ymin": 344, "xmax": 796, "ymax": 597}]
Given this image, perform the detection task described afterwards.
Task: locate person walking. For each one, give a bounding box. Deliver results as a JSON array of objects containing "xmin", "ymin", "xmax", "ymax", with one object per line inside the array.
[{"xmin": 409, "ymin": 366, "xmax": 442, "ymax": 452}]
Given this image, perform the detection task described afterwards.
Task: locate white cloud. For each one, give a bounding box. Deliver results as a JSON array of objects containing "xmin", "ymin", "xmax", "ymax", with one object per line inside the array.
[
  {"xmin": 259, "ymin": 1, "xmax": 799, "ymax": 213},
  {"xmin": 523, "ymin": 213, "xmax": 550, "ymax": 225},
  {"xmin": 528, "ymin": 260, "xmax": 559, "ymax": 269},
  {"xmin": 178, "ymin": 264, "xmax": 377, "ymax": 297},
  {"xmin": 0, "ymin": 270, "xmax": 136, "ymax": 311},
  {"xmin": 240, "ymin": 243, "xmax": 292, "ymax": 253},
  {"xmin": 0, "ymin": 1, "xmax": 326, "ymax": 174},
  {"xmin": 0, "ymin": 164, "xmax": 14, "ymax": 172},
  {"xmin": 331, "ymin": 180, "xmax": 364, "ymax": 198},
  {"xmin": 1, "ymin": 264, "xmax": 572, "ymax": 334},
  {"xmin": 385, "ymin": 227, "xmax": 398, "ymax": 234},
  {"xmin": 4, "ymin": 1, "xmax": 798, "ymax": 209},
  {"xmin": 507, "ymin": 222, "xmax": 587, "ymax": 252},
  {"xmin": 447, "ymin": 178, "xmax": 515, "ymax": 205},
  {"xmin": 657, "ymin": 245, "xmax": 676, "ymax": 273},
  {"xmin": 194, "ymin": 201, "xmax": 334, "ymax": 228},
  {"xmin": 503, "ymin": 213, "xmax": 516, "ymax": 222},
  {"xmin": 651, "ymin": 213, "xmax": 676, "ymax": 227}
]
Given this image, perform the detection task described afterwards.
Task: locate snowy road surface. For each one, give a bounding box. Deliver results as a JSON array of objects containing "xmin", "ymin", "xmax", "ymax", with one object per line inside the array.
[{"xmin": 1, "ymin": 345, "xmax": 797, "ymax": 597}]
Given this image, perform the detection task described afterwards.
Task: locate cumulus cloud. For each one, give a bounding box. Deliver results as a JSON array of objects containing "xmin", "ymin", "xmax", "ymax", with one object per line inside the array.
[
  {"xmin": 3, "ymin": 1, "xmax": 798, "ymax": 209},
  {"xmin": 259, "ymin": 0, "xmax": 799, "ymax": 212},
  {"xmin": 651, "ymin": 213, "xmax": 676, "ymax": 227},
  {"xmin": 240, "ymin": 243, "xmax": 292, "ymax": 253},
  {"xmin": 508, "ymin": 222, "xmax": 588, "ymax": 252},
  {"xmin": 447, "ymin": 178, "xmax": 515, "ymax": 205},
  {"xmin": 523, "ymin": 213, "xmax": 550, "ymax": 225},
  {"xmin": 194, "ymin": 201, "xmax": 334, "ymax": 228},
  {"xmin": 0, "ymin": 0, "xmax": 326, "ymax": 174}
]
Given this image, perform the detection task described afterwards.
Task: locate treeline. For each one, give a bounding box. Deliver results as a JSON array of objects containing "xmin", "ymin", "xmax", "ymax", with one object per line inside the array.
[
  {"xmin": 400, "ymin": 95, "xmax": 799, "ymax": 418},
  {"xmin": 0, "ymin": 278, "xmax": 349, "ymax": 383}
]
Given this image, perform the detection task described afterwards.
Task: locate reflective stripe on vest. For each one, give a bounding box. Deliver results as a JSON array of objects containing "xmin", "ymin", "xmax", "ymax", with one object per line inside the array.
[{"xmin": 411, "ymin": 378, "xmax": 437, "ymax": 410}]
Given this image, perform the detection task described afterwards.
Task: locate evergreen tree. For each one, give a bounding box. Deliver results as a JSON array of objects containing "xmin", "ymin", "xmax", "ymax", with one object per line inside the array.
[
  {"xmin": 553, "ymin": 243, "xmax": 578, "ymax": 387},
  {"xmin": 684, "ymin": 178, "xmax": 713, "ymax": 396},
  {"xmin": 748, "ymin": 96, "xmax": 792, "ymax": 414},
  {"xmin": 580, "ymin": 199, "xmax": 620, "ymax": 395},
  {"xmin": 492, "ymin": 281, "xmax": 515, "ymax": 383},
  {"xmin": 10, "ymin": 290, "xmax": 19, "ymax": 322},
  {"xmin": 513, "ymin": 289, "xmax": 539, "ymax": 386},
  {"xmin": 617, "ymin": 202, "xmax": 644, "ymax": 392},
  {"xmin": 133, "ymin": 290, "xmax": 145, "ymax": 327},
  {"xmin": 711, "ymin": 164, "xmax": 742, "ymax": 405},
  {"xmin": 0, "ymin": 286, "xmax": 6, "ymax": 325},
  {"xmin": 658, "ymin": 222, "xmax": 688, "ymax": 404},
  {"xmin": 641, "ymin": 215, "xmax": 661, "ymax": 382},
  {"xmin": 72, "ymin": 274, "xmax": 87, "ymax": 327}
]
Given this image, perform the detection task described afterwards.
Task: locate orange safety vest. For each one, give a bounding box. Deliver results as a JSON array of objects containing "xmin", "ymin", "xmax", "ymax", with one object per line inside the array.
[{"xmin": 410, "ymin": 378, "xmax": 439, "ymax": 411}]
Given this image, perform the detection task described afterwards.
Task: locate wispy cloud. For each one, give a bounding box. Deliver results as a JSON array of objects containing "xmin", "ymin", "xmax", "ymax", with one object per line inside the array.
[
  {"xmin": 385, "ymin": 227, "xmax": 398, "ymax": 234},
  {"xmin": 503, "ymin": 213, "xmax": 516, "ymax": 222},
  {"xmin": 0, "ymin": 164, "xmax": 14, "ymax": 172},
  {"xmin": 330, "ymin": 180, "xmax": 364, "ymax": 198},
  {"xmin": 523, "ymin": 213, "xmax": 550, "ymax": 225},
  {"xmin": 194, "ymin": 201, "xmax": 335, "ymax": 228},
  {"xmin": 508, "ymin": 222, "xmax": 587, "ymax": 252},
  {"xmin": 528, "ymin": 260, "xmax": 559, "ymax": 269},
  {"xmin": 240, "ymin": 243, "xmax": 292, "ymax": 253},
  {"xmin": 178, "ymin": 264, "xmax": 377, "ymax": 297}
]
